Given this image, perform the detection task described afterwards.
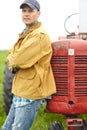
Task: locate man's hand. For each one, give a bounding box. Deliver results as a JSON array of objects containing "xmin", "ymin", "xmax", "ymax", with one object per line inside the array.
[{"xmin": 12, "ymin": 67, "xmax": 20, "ymax": 74}]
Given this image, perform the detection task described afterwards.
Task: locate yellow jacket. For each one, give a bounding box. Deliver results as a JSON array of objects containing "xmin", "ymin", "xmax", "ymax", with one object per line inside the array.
[{"xmin": 7, "ymin": 22, "xmax": 56, "ymax": 99}]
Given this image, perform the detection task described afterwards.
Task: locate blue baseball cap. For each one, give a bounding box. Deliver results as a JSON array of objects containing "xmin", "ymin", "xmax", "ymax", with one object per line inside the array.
[{"xmin": 20, "ymin": 0, "xmax": 40, "ymax": 11}]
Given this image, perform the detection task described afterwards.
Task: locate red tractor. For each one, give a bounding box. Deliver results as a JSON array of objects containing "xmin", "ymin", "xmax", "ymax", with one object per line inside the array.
[
  {"xmin": 46, "ymin": 0, "xmax": 87, "ymax": 130},
  {"xmin": 46, "ymin": 37, "xmax": 87, "ymax": 130}
]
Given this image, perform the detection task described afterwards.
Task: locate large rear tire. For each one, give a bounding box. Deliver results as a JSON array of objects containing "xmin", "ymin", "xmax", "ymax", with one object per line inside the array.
[
  {"xmin": 3, "ymin": 63, "xmax": 14, "ymax": 115},
  {"xmin": 49, "ymin": 122, "xmax": 64, "ymax": 130}
]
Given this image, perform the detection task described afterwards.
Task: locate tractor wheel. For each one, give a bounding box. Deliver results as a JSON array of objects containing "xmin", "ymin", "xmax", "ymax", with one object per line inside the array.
[
  {"xmin": 48, "ymin": 122, "xmax": 64, "ymax": 130},
  {"xmin": 3, "ymin": 63, "xmax": 14, "ymax": 115},
  {"xmin": 74, "ymin": 119, "xmax": 87, "ymax": 130},
  {"xmin": 74, "ymin": 126, "xmax": 84, "ymax": 130},
  {"xmin": 82, "ymin": 120, "xmax": 87, "ymax": 130}
]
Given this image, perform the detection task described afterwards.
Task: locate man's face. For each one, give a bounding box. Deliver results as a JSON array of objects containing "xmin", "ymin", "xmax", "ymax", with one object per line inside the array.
[{"xmin": 22, "ymin": 5, "xmax": 40, "ymax": 27}]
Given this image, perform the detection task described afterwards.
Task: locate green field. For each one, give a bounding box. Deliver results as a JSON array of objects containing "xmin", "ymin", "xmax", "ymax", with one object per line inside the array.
[
  {"xmin": 0, "ymin": 50, "xmax": 8, "ymax": 130},
  {"xmin": 0, "ymin": 50, "xmax": 87, "ymax": 130}
]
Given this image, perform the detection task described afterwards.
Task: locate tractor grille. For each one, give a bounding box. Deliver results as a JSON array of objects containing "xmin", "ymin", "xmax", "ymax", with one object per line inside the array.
[
  {"xmin": 75, "ymin": 56, "xmax": 87, "ymax": 64},
  {"xmin": 75, "ymin": 55, "xmax": 87, "ymax": 97},
  {"xmin": 75, "ymin": 88, "xmax": 87, "ymax": 97},
  {"xmin": 51, "ymin": 55, "xmax": 68, "ymax": 96},
  {"xmin": 51, "ymin": 55, "xmax": 68, "ymax": 64},
  {"xmin": 56, "ymin": 88, "xmax": 68, "ymax": 96},
  {"xmin": 51, "ymin": 55, "xmax": 87, "ymax": 97},
  {"xmin": 75, "ymin": 55, "xmax": 87, "ymax": 86},
  {"xmin": 75, "ymin": 66, "xmax": 87, "ymax": 86}
]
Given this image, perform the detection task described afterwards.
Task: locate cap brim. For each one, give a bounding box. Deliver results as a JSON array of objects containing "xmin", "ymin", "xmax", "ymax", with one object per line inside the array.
[{"xmin": 20, "ymin": 3, "xmax": 35, "ymax": 9}]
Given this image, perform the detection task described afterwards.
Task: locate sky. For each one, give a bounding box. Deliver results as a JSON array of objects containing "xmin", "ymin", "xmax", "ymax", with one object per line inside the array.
[{"xmin": 0, "ymin": 0, "xmax": 79, "ymax": 50}]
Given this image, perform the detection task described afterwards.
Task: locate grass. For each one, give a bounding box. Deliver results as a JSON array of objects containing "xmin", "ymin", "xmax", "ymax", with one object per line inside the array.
[
  {"xmin": 0, "ymin": 50, "xmax": 8, "ymax": 129},
  {"xmin": 0, "ymin": 50, "xmax": 87, "ymax": 130}
]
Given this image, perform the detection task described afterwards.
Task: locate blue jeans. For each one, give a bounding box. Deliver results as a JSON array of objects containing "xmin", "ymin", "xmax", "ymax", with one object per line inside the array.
[{"xmin": 2, "ymin": 100, "xmax": 43, "ymax": 130}]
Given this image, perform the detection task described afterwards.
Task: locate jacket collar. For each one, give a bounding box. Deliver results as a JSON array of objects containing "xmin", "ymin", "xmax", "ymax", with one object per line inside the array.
[{"xmin": 19, "ymin": 22, "xmax": 42, "ymax": 39}]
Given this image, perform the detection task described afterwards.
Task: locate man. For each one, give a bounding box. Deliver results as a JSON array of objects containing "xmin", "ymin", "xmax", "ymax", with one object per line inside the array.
[{"xmin": 2, "ymin": 0, "xmax": 56, "ymax": 130}]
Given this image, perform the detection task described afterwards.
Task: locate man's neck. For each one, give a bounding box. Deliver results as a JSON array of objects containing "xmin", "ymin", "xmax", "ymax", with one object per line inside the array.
[{"xmin": 26, "ymin": 21, "xmax": 38, "ymax": 28}]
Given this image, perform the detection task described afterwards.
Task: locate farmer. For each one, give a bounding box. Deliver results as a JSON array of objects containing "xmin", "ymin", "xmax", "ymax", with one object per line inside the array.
[{"xmin": 2, "ymin": 0, "xmax": 56, "ymax": 129}]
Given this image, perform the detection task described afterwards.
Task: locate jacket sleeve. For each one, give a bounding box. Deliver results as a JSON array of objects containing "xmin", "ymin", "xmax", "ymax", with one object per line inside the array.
[{"xmin": 7, "ymin": 33, "xmax": 52, "ymax": 69}]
